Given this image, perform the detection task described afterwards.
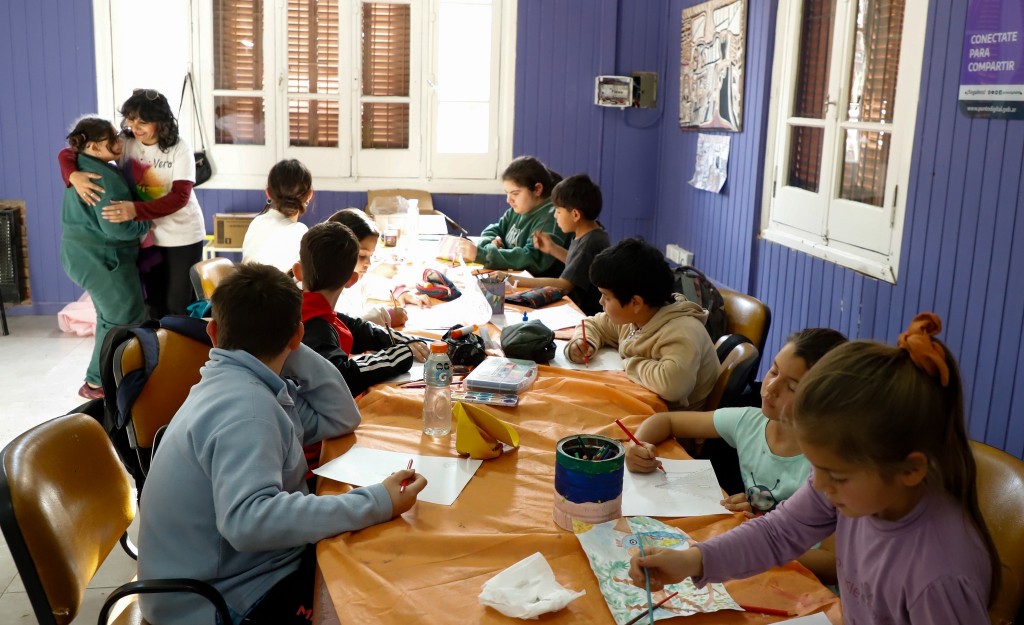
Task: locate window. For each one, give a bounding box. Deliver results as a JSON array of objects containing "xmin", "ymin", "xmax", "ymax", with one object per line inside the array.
[
  {"xmin": 203, "ymin": 0, "xmax": 514, "ymax": 190},
  {"xmin": 761, "ymin": 0, "xmax": 927, "ymax": 283}
]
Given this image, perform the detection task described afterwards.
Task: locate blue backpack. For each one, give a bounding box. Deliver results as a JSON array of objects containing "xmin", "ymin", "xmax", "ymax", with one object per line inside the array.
[{"xmin": 74, "ymin": 316, "xmax": 212, "ymax": 491}]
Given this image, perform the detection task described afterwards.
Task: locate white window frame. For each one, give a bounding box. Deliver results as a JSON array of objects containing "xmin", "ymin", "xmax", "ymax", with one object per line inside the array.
[
  {"xmin": 760, "ymin": 0, "xmax": 928, "ymax": 283},
  {"xmin": 92, "ymin": 0, "xmax": 516, "ymax": 195}
]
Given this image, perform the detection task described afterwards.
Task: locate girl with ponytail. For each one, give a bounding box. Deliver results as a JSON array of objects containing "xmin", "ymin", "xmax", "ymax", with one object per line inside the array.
[
  {"xmin": 242, "ymin": 159, "xmax": 313, "ymax": 273},
  {"xmin": 628, "ymin": 313, "xmax": 1000, "ymax": 624}
]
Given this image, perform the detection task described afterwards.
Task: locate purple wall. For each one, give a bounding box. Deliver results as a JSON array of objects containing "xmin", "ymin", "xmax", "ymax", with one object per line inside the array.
[{"xmin": 650, "ymin": 0, "xmax": 1024, "ymax": 457}]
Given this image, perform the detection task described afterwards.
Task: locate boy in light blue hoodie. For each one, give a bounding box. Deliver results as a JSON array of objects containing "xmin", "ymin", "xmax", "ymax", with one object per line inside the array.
[{"xmin": 137, "ymin": 264, "xmax": 427, "ymax": 625}]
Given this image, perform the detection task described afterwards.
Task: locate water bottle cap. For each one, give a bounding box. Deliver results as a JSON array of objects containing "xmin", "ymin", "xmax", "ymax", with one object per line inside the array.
[{"xmin": 429, "ymin": 341, "xmax": 448, "ymax": 353}]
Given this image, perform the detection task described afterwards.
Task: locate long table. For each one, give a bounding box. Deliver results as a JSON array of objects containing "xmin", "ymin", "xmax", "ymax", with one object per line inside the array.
[{"xmin": 314, "ymin": 366, "xmax": 842, "ymax": 624}]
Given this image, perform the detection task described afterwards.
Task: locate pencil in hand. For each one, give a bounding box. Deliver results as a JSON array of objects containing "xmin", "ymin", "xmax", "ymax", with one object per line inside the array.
[
  {"xmin": 580, "ymin": 319, "xmax": 590, "ymax": 367},
  {"xmin": 615, "ymin": 419, "xmax": 665, "ymax": 473},
  {"xmin": 399, "ymin": 459, "xmax": 414, "ymax": 493}
]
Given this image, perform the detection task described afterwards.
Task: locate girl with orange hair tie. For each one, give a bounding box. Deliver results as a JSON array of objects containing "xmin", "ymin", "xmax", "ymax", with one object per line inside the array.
[{"xmin": 628, "ymin": 313, "xmax": 1000, "ymax": 624}]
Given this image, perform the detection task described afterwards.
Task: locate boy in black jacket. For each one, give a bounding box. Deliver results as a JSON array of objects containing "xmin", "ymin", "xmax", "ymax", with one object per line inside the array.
[{"xmin": 295, "ymin": 222, "xmax": 428, "ymax": 397}]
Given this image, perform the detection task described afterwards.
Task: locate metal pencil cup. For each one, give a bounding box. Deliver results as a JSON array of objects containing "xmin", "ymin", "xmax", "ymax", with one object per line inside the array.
[{"xmin": 479, "ymin": 277, "xmax": 505, "ymax": 314}]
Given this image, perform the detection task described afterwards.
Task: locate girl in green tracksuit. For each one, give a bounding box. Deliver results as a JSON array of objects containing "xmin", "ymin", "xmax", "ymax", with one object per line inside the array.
[
  {"xmin": 60, "ymin": 117, "xmax": 150, "ymax": 398},
  {"xmin": 458, "ymin": 156, "xmax": 572, "ymax": 278}
]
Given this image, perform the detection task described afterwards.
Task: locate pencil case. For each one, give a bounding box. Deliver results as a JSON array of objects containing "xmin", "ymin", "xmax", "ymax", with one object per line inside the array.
[{"xmin": 504, "ymin": 286, "xmax": 565, "ymax": 308}]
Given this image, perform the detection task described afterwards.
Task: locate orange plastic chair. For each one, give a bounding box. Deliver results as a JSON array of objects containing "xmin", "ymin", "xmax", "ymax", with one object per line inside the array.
[
  {"xmin": 0, "ymin": 413, "xmax": 229, "ymax": 625},
  {"xmin": 971, "ymin": 440, "xmax": 1024, "ymax": 624}
]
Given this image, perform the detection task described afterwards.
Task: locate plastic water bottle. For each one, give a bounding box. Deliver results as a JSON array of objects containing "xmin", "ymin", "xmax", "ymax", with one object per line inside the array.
[
  {"xmin": 404, "ymin": 198, "xmax": 420, "ymax": 246},
  {"xmin": 422, "ymin": 341, "xmax": 452, "ymax": 436}
]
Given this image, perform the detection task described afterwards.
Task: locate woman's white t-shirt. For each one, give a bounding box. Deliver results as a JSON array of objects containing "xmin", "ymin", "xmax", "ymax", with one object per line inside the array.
[
  {"xmin": 118, "ymin": 138, "xmax": 206, "ymax": 247},
  {"xmin": 241, "ymin": 209, "xmax": 308, "ymax": 273}
]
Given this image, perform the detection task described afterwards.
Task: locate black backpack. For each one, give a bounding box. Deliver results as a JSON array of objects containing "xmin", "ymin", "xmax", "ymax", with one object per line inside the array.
[
  {"xmin": 89, "ymin": 316, "xmax": 212, "ymax": 492},
  {"xmin": 673, "ymin": 265, "xmax": 728, "ymax": 342}
]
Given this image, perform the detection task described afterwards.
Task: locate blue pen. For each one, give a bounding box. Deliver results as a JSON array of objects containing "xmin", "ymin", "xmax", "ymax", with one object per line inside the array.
[{"xmin": 631, "ymin": 526, "xmax": 656, "ymax": 625}]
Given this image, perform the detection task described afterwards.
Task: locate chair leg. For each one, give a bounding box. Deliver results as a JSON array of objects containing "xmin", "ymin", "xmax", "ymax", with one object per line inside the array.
[{"xmin": 0, "ymin": 287, "xmax": 9, "ymax": 336}]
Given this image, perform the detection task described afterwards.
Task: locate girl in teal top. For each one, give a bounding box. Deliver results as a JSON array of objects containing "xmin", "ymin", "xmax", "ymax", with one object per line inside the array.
[
  {"xmin": 457, "ymin": 156, "xmax": 571, "ymax": 278},
  {"xmin": 624, "ymin": 327, "xmax": 847, "ymax": 582},
  {"xmin": 60, "ymin": 117, "xmax": 150, "ymax": 398}
]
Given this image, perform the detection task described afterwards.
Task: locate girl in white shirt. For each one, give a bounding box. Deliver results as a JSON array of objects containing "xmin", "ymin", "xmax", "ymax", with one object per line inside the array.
[{"xmin": 242, "ymin": 159, "xmax": 312, "ymax": 273}]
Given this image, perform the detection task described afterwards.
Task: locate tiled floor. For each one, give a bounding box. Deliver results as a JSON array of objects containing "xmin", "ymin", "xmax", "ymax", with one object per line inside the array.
[{"xmin": 0, "ymin": 315, "xmax": 138, "ymax": 623}]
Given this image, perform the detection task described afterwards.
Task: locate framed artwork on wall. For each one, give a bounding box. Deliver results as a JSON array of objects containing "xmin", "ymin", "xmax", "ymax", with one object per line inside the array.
[{"xmin": 679, "ymin": 0, "xmax": 747, "ymax": 132}]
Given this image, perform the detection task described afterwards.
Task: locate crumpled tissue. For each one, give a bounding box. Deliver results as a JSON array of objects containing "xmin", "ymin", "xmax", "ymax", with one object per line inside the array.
[{"xmin": 478, "ymin": 552, "xmax": 585, "ymax": 619}]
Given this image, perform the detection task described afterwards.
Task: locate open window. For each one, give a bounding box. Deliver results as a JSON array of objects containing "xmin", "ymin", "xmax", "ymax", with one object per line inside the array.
[{"xmin": 761, "ymin": 0, "xmax": 927, "ymax": 282}]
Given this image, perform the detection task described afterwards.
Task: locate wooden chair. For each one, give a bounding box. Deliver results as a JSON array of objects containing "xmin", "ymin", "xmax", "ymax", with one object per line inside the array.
[
  {"xmin": 0, "ymin": 413, "xmax": 230, "ymax": 625},
  {"xmin": 718, "ymin": 286, "xmax": 771, "ymax": 357},
  {"xmin": 703, "ymin": 340, "xmax": 759, "ymax": 412},
  {"xmin": 114, "ymin": 328, "xmax": 210, "ymax": 492},
  {"xmin": 189, "ymin": 257, "xmax": 236, "ymax": 300},
  {"xmin": 970, "ymin": 440, "xmax": 1024, "ymax": 625}
]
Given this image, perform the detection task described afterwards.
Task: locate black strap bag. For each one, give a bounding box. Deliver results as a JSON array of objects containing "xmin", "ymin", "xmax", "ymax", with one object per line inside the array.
[
  {"xmin": 179, "ymin": 72, "xmax": 213, "ymax": 186},
  {"xmin": 441, "ymin": 325, "xmax": 486, "ymax": 367}
]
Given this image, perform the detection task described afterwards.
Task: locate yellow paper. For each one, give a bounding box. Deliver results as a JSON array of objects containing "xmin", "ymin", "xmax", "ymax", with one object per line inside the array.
[{"xmin": 454, "ymin": 401, "xmax": 520, "ymax": 459}]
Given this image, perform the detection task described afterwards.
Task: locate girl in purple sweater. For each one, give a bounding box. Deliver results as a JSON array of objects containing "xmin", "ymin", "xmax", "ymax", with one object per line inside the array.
[{"xmin": 629, "ymin": 312, "xmax": 1000, "ymax": 624}]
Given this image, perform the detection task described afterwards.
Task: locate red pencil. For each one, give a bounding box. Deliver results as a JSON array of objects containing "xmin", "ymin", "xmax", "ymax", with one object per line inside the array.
[
  {"xmin": 623, "ymin": 591, "xmax": 679, "ymax": 625},
  {"xmin": 615, "ymin": 419, "xmax": 665, "ymax": 473},
  {"xmin": 739, "ymin": 604, "xmax": 796, "ymax": 617},
  {"xmin": 580, "ymin": 320, "xmax": 590, "ymax": 367},
  {"xmin": 399, "ymin": 459, "xmax": 414, "ymax": 493}
]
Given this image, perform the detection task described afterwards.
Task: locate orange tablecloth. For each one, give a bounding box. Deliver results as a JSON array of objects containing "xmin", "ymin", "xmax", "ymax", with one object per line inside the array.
[{"xmin": 316, "ymin": 367, "xmax": 842, "ymax": 624}]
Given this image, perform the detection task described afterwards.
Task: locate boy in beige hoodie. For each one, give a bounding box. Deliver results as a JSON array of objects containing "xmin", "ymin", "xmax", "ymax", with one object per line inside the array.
[{"xmin": 566, "ymin": 238, "xmax": 719, "ymax": 409}]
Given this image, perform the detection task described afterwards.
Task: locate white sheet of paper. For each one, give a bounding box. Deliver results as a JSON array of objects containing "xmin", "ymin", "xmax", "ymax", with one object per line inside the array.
[
  {"xmin": 313, "ymin": 445, "xmax": 483, "ymax": 506},
  {"xmin": 520, "ymin": 306, "xmax": 586, "ymax": 331},
  {"xmin": 403, "ymin": 299, "xmax": 470, "ymax": 330},
  {"xmin": 622, "ymin": 459, "xmax": 732, "ymax": 517},
  {"xmin": 550, "ymin": 339, "xmax": 624, "ymax": 371},
  {"xmin": 773, "ymin": 615, "xmax": 831, "ymax": 625}
]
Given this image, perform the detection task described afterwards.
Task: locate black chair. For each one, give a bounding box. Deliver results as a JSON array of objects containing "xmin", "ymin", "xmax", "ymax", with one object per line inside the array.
[{"xmin": 0, "ymin": 413, "xmax": 230, "ymax": 625}]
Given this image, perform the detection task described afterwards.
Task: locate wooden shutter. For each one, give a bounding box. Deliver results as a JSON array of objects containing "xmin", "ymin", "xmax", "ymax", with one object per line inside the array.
[
  {"xmin": 287, "ymin": 0, "xmax": 341, "ymax": 148},
  {"xmin": 361, "ymin": 3, "xmax": 410, "ymax": 149},
  {"xmin": 786, "ymin": 0, "xmax": 835, "ymax": 193},
  {"xmin": 838, "ymin": 0, "xmax": 905, "ymax": 207},
  {"xmin": 213, "ymin": 0, "xmax": 265, "ymax": 145}
]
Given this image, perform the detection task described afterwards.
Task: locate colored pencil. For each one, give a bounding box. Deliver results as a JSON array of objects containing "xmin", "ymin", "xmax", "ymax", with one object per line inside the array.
[
  {"xmin": 399, "ymin": 459, "xmax": 414, "ymax": 493},
  {"xmin": 635, "ymin": 533, "xmax": 655, "ymax": 625},
  {"xmin": 615, "ymin": 419, "xmax": 665, "ymax": 472},
  {"xmin": 623, "ymin": 591, "xmax": 679, "ymax": 625},
  {"xmin": 580, "ymin": 319, "xmax": 590, "ymax": 367},
  {"xmin": 739, "ymin": 604, "xmax": 796, "ymax": 617}
]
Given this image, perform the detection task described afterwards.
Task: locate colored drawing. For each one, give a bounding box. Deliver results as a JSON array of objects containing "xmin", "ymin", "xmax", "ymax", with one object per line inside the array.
[{"xmin": 573, "ymin": 516, "xmax": 740, "ymax": 624}]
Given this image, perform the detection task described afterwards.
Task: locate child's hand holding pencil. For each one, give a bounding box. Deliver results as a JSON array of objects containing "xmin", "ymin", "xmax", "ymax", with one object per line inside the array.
[
  {"xmin": 383, "ymin": 463, "xmax": 427, "ymax": 517},
  {"xmin": 628, "ymin": 546, "xmax": 703, "ymax": 593},
  {"xmin": 566, "ymin": 337, "xmax": 594, "ymax": 364}
]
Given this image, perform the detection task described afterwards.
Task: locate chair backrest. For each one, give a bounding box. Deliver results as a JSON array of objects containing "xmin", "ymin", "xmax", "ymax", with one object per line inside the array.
[
  {"xmin": 702, "ymin": 340, "xmax": 759, "ymax": 411},
  {"xmin": 118, "ymin": 328, "xmax": 209, "ymax": 459},
  {"xmin": 189, "ymin": 257, "xmax": 236, "ymax": 300},
  {"xmin": 970, "ymin": 440, "xmax": 1024, "ymax": 625},
  {"xmin": 718, "ymin": 287, "xmax": 771, "ymax": 356},
  {"xmin": 0, "ymin": 414, "xmax": 135, "ymax": 625}
]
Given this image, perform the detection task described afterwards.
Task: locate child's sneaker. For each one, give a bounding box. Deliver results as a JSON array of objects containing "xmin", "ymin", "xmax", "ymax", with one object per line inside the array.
[{"xmin": 78, "ymin": 383, "xmax": 105, "ymax": 400}]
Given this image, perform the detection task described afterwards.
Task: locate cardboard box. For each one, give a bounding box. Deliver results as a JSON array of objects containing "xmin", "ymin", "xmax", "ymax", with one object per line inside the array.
[
  {"xmin": 365, "ymin": 189, "xmax": 454, "ymax": 236},
  {"xmin": 366, "ymin": 189, "xmax": 435, "ymax": 214},
  {"xmin": 213, "ymin": 213, "xmax": 258, "ymax": 248}
]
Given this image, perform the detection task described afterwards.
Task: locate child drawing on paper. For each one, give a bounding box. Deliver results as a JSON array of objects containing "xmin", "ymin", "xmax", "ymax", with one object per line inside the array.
[{"xmin": 574, "ymin": 516, "xmax": 739, "ymax": 624}]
